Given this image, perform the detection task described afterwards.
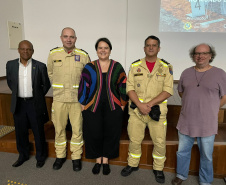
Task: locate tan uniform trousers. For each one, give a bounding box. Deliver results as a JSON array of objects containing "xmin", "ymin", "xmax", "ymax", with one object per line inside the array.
[
  {"xmin": 128, "ymin": 108, "xmax": 167, "ymax": 171},
  {"xmin": 52, "ymin": 101, "xmax": 83, "ymax": 160}
]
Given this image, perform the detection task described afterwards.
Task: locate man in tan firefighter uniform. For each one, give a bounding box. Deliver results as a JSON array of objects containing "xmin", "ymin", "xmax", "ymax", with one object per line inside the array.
[
  {"xmin": 47, "ymin": 27, "xmax": 90, "ymax": 171},
  {"xmin": 121, "ymin": 35, "xmax": 173, "ymax": 183}
]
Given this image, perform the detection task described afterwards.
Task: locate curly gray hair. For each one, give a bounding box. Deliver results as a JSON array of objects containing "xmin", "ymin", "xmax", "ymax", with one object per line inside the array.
[{"xmin": 189, "ymin": 43, "xmax": 216, "ymax": 63}]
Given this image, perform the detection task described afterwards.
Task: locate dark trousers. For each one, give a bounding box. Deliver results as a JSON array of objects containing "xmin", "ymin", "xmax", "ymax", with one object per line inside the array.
[
  {"xmin": 82, "ymin": 104, "xmax": 123, "ymax": 159},
  {"xmin": 13, "ymin": 98, "xmax": 47, "ymax": 162}
]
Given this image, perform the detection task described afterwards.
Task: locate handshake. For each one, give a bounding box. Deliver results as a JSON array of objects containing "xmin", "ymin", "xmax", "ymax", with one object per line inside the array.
[{"xmin": 130, "ymin": 102, "xmax": 161, "ymax": 121}]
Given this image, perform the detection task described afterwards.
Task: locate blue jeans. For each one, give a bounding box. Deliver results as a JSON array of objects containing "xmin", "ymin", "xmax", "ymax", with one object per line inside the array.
[{"xmin": 176, "ymin": 131, "xmax": 215, "ymax": 185}]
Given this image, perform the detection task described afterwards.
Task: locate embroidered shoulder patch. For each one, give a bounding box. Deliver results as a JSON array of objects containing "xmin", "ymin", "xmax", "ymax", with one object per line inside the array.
[
  {"xmin": 75, "ymin": 55, "xmax": 80, "ymax": 61},
  {"xmin": 169, "ymin": 65, "xmax": 173, "ymax": 75}
]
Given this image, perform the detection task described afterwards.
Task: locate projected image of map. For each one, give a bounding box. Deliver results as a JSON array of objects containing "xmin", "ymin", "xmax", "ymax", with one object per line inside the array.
[{"xmin": 159, "ymin": 0, "xmax": 226, "ymax": 32}]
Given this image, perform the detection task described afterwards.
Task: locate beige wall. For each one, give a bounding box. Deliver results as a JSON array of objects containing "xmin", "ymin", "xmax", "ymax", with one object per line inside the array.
[
  {"xmin": 0, "ymin": 0, "xmax": 24, "ymax": 76},
  {"xmin": 1, "ymin": 0, "xmax": 226, "ymax": 79},
  {"xmin": 22, "ymin": 0, "xmax": 128, "ymax": 70}
]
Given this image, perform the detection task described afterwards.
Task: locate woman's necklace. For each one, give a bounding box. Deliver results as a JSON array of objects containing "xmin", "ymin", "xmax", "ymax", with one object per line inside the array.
[{"xmin": 194, "ymin": 65, "xmax": 210, "ymax": 87}]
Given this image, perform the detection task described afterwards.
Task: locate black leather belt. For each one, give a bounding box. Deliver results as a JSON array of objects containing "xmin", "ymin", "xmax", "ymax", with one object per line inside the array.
[{"xmin": 18, "ymin": 97, "xmax": 33, "ymax": 101}]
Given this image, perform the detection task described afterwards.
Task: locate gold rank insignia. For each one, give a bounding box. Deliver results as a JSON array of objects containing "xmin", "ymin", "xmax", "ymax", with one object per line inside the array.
[{"xmin": 156, "ymin": 73, "xmax": 166, "ymax": 77}]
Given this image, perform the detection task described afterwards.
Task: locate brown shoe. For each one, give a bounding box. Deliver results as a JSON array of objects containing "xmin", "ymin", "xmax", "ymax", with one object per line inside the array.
[{"xmin": 172, "ymin": 177, "xmax": 184, "ymax": 185}]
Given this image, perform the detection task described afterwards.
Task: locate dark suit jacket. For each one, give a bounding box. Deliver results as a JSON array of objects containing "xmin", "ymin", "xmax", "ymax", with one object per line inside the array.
[{"xmin": 6, "ymin": 58, "xmax": 51, "ymax": 124}]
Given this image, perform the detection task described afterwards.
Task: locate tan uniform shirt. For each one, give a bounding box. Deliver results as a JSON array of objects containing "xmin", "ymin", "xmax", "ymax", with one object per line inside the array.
[
  {"xmin": 47, "ymin": 47, "xmax": 90, "ymax": 102},
  {"xmin": 126, "ymin": 58, "xmax": 173, "ymax": 117}
]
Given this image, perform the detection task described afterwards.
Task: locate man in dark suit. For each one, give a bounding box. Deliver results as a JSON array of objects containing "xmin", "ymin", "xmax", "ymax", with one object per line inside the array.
[{"xmin": 6, "ymin": 40, "xmax": 51, "ymax": 168}]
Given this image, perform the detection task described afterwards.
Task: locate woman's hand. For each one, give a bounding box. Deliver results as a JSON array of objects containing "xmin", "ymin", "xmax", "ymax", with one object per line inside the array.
[{"xmin": 81, "ymin": 104, "xmax": 85, "ymax": 111}]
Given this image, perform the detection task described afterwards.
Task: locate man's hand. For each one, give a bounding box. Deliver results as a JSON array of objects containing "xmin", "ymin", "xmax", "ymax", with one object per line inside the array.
[
  {"xmin": 137, "ymin": 103, "xmax": 151, "ymax": 115},
  {"xmin": 147, "ymin": 102, "xmax": 154, "ymax": 109}
]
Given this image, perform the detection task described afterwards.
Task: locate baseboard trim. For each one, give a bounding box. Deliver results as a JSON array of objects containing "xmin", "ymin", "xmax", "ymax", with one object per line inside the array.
[{"xmin": 0, "ymin": 76, "xmax": 6, "ymax": 80}]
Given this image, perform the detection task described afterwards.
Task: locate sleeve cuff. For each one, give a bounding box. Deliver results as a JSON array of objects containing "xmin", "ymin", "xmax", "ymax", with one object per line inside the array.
[
  {"xmin": 163, "ymin": 87, "xmax": 174, "ymax": 95},
  {"xmin": 126, "ymin": 86, "xmax": 135, "ymax": 94}
]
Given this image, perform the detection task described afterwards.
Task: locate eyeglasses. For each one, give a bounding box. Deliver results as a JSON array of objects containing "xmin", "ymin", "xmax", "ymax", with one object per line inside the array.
[{"xmin": 193, "ymin": 52, "xmax": 211, "ymax": 56}]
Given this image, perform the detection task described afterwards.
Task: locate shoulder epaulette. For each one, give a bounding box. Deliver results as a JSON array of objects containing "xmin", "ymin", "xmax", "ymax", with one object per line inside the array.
[
  {"xmin": 50, "ymin": 47, "xmax": 59, "ymax": 51},
  {"xmin": 80, "ymin": 49, "xmax": 89, "ymax": 55},
  {"xmin": 50, "ymin": 47, "xmax": 64, "ymax": 54},
  {"xmin": 160, "ymin": 59, "xmax": 171, "ymax": 68},
  {"xmin": 161, "ymin": 58, "xmax": 170, "ymax": 65},
  {"xmin": 132, "ymin": 59, "xmax": 140, "ymax": 64},
  {"xmin": 161, "ymin": 59, "xmax": 173, "ymax": 75},
  {"xmin": 74, "ymin": 48, "xmax": 88, "ymax": 56},
  {"xmin": 131, "ymin": 59, "xmax": 142, "ymax": 67}
]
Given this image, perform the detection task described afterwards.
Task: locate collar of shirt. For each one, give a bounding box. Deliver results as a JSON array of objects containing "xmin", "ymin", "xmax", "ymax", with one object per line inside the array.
[
  {"xmin": 63, "ymin": 47, "xmax": 76, "ymax": 54},
  {"xmin": 18, "ymin": 58, "xmax": 32, "ymax": 67}
]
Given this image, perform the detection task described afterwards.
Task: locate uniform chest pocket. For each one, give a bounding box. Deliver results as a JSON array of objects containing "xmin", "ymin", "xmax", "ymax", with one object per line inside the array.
[
  {"xmin": 74, "ymin": 62, "xmax": 84, "ymax": 69},
  {"xmin": 73, "ymin": 62, "xmax": 84, "ymax": 75},
  {"xmin": 53, "ymin": 60, "xmax": 63, "ymax": 67},
  {"xmin": 155, "ymin": 73, "xmax": 165, "ymax": 82},
  {"xmin": 134, "ymin": 74, "xmax": 144, "ymax": 94},
  {"xmin": 134, "ymin": 80, "xmax": 143, "ymax": 94}
]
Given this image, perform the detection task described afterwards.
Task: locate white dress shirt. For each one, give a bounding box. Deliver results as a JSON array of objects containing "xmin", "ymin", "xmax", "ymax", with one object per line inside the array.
[{"xmin": 18, "ymin": 59, "xmax": 33, "ymax": 98}]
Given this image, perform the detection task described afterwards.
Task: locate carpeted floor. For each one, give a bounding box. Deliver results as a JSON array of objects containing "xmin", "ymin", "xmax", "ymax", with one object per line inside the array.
[
  {"xmin": 0, "ymin": 152, "xmax": 225, "ymax": 185},
  {"xmin": 0, "ymin": 126, "xmax": 15, "ymax": 138}
]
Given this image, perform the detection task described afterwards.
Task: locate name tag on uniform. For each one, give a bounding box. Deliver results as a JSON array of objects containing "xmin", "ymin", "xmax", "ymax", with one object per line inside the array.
[
  {"xmin": 156, "ymin": 73, "xmax": 166, "ymax": 77},
  {"xmin": 54, "ymin": 60, "xmax": 62, "ymax": 63},
  {"xmin": 134, "ymin": 73, "xmax": 143, "ymax": 76},
  {"xmin": 75, "ymin": 55, "xmax": 80, "ymax": 61}
]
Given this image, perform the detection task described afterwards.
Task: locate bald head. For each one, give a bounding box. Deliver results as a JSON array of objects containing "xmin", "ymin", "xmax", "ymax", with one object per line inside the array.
[
  {"xmin": 60, "ymin": 27, "xmax": 77, "ymax": 52},
  {"xmin": 18, "ymin": 40, "xmax": 34, "ymax": 50},
  {"xmin": 61, "ymin": 27, "xmax": 76, "ymax": 37},
  {"xmin": 18, "ymin": 40, "xmax": 34, "ymax": 62}
]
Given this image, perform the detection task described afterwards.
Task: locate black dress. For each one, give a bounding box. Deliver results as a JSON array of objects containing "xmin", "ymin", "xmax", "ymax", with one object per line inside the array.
[{"xmin": 82, "ymin": 73, "xmax": 123, "ymax": 159}]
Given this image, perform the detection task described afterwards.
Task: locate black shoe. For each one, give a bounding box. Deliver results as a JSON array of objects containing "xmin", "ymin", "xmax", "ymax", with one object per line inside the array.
[
  {"xmin": 103, "ymin": 164, "xmax": 111, "ymax": 175},
  {"xmin": 12, "ymin": 158, "xmax": 29, "ymax": 167},
  {"xmin": 72, "ymin": 159, "xmax": 82, "ymax": 171},
  {"xmin": 121, "ymin": 165, "xmax": 139, "ymax": 177},
  {"xmin": 53, "ymin": 158, "xmax": 66, "ymax": 170},
  {"xmin": 153, "ymin": 170, "xmax": 165, "ymax": 184},
  {"xmin": 92, "ymin": 163, "xmax": 101, "ymax": 175},
  {"xmin": 36, "ymin": 161, "xmax": 45, "ymax": 168}
]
